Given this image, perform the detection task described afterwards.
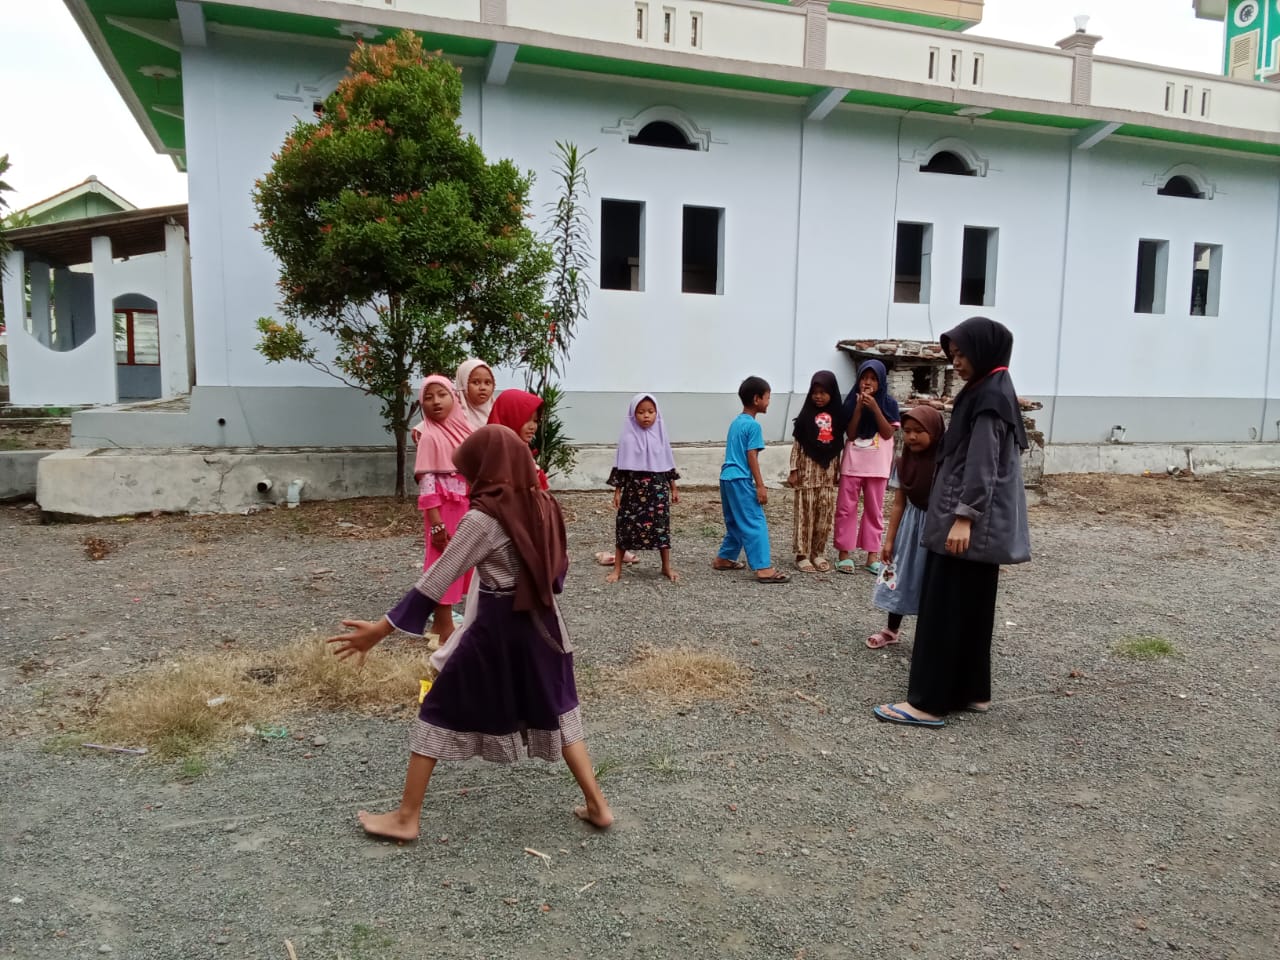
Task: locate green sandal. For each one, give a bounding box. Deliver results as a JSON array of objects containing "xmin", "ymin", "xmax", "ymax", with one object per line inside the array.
[{"xmin": 835, "ymin": 558, "xmax": 857, "ymax": 575}]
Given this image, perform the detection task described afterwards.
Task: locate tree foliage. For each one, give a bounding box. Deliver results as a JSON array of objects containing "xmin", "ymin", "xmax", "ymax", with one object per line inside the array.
[{"xmin": 253, "ymin": 31, "xmax": 551, "ymax": 495}]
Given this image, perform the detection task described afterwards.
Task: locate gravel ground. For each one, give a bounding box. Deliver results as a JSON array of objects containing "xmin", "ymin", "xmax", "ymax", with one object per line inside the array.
[{"xmin": 1, "ymin": 475, "xmax": 1278, "ymax": 960}]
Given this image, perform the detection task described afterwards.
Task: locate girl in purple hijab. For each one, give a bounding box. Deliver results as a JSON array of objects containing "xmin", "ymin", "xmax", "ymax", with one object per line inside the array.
[{"xmin": 604, "ymin": 394, "xmax": 681, "ymax": 583}]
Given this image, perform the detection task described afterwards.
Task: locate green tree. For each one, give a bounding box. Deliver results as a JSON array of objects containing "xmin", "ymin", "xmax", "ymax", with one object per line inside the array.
[
  {"xmin": 253, "ymin": 31, "xmax": 551, "ymax": 496},
  {"xmin": 524, "ymin": 142, "xmax": 595, "ymax": 478}
]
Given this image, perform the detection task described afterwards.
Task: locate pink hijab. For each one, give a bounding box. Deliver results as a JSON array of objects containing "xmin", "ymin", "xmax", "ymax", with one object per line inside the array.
[{"xmin": 412, "ymin": 374, "xmax": 473, "ymax": 476}]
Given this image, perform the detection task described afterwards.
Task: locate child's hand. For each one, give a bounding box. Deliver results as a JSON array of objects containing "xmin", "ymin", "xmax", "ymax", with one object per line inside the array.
[
  {"xmin": 612, "ymin": 489, "xmax": 621, "ymax": 511},
  {"xmin": 670, "ymin": 484, "xmax": 680, "ymax": 504},
  {"xmin": 756, "ymin": 486, "xmax": 768, "ymax": 505},
  {"xmin": 327, "ymin": 618, "xmax": 391, "ymax": 668},
  {"xmin": 431, "ymin": 528, "xmax": 450, "ymax": 550},
  {"xmin": 945, "ymin": 517, "xmax": 972, "ymax": 555},
  {"xmin": 786, "ymin": 470, "xmax": 798, "ymax": 488},
  {"xmin": 862, "ymin": 391, "xmax": 880, "ymax": 412},
  {"xmin": 882, "ymin": 537, "xmax": 895, "ymax": 560}
]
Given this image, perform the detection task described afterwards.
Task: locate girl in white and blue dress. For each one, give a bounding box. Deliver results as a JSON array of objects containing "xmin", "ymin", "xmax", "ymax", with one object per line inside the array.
[{"xmin": 866, "ymin": 405, "xmax": 945, "ymax": 649}]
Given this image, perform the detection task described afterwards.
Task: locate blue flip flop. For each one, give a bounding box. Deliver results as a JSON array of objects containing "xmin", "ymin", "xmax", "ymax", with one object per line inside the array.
[{"xmin": 873, "ymin": 704, "xmax": 945, "ymax": 728}]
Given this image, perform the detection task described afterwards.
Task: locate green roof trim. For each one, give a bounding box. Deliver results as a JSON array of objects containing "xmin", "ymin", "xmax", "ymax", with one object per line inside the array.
[
  {"xmin": 1115, "ymin": 123, "xmax": 1280, "ymax": 157},
  {"xmin": 202, "ymin": 4, "xmax": 493, "ymax": 58},
  {"xmin": 514, "ymin": 46, "xmax": 824, "ymax": 99},
  {"xmin": 756, "ymin": 1, "xmax": 975, "ymax": 31},
  {"xmin": 74, "ymin": 0, "xmax": 1280, "ymax": 168}
]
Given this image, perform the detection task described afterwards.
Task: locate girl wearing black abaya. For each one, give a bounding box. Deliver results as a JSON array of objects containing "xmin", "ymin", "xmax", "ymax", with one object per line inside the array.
[{"xmin": 873, "ymin": 317, "xmax": 1031, "ymax": 727}]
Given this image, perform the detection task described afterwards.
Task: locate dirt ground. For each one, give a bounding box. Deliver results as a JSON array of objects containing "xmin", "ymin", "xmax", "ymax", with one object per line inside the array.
[
  {"xmin": 0, "ymin": 419, "xmax": 70, "ymax": 451},
  {"xmin": 1, "ymin": 473, "xmax": 1278, "ymax": 960}
]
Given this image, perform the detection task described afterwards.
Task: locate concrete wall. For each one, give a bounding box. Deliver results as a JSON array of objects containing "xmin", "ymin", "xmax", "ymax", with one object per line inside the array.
[
  {"xmin": 175, "ymin": 34, "xmax": 1280, "ymax": 449},
  {"xmin": 0, "ymin": 451, "xmax": 52, "ymax": 501}
]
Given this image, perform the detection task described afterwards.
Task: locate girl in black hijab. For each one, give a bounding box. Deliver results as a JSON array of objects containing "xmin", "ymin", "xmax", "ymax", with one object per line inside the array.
[
  {"xmin": 787, "ymin": 370, "xmax": 847, "ymax": 572},
  {"xmin": 874, "ymin": 317, "xmax": 1031, "ymax": 727}
]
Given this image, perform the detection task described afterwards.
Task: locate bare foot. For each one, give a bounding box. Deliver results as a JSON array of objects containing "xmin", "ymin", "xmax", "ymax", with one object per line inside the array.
[
  {"xmin": 605, "ymin": 571, "xmax": 622, "ymax": 583},
  {"xmin": 662, "ymin": 567, "xmax": 680, "ymax": 582},
  {"xmin": 965, "ymin": 701, "xmax": 991, "ymax": 713},
  {"xmin": 357, "ymin": 808, "xmax": 419, "ymax": 841},
  {"xmin": 711, "ymin": 559, "xmax": 745, "ymax": 571},
  {"xmin": 573, "ymin": 802, "xmax": 614, "ymax": 829},
  {"xmin": 886, "ymin": 701, "xmax": 942, "ymax": 722}
]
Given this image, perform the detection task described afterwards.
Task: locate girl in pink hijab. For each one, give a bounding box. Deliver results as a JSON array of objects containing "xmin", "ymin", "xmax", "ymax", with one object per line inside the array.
[{"xmin": 411, "ymin": 374, "xmax": 474, "ymax": 642}]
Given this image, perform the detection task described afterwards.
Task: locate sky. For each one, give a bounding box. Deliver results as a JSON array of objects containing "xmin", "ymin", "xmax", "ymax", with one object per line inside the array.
[{"xmin": 1, "ymin": 1, "xmax": 1225, "ymax": 213}]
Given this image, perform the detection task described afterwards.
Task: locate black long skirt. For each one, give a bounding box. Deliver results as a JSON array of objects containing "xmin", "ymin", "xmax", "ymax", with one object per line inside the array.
[{"xmin": 906, "ymin": 550, "xmax": 1000, "ymax": 715}]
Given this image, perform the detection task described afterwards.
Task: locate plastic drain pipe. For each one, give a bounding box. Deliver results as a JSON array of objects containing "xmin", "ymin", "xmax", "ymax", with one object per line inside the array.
[{"xmin": 286, "ymin": 479, "xmax": 305, "ymax": 509}]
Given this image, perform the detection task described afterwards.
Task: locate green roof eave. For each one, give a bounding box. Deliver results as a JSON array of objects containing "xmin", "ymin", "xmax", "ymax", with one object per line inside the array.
[
  {"xmin": 757, "ymin": 1, "xmax": 976, "ymax": 31},
  {"xmin": 72, "ymin": 0, "xmax": 1280, "ymax": 168}
]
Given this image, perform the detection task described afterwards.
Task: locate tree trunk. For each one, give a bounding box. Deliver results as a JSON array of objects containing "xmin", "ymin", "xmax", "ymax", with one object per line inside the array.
[{"xmin": 394, "ymin": 418, "xmax": 407, "ymax": 499}]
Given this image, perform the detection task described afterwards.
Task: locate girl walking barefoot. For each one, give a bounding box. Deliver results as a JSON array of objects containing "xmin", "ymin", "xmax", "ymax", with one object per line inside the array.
[
  {"xmin": 834, "ymin": 360, "xmax": 900, "ymax": 576},
  {"xmin": 328, "ymin": 425, "xmax": 613, "ymax": 839},
  {"xmin": 874, "ymin": 318, "xmax": 1031, "ymax": 727},
  {"xmin": 410, "ymin": 375, "xmax": 473, "ymax": 644},
  {"xmin": 787, "ymin": 371, "xmax": 846, "ymax": 573},
  {"xmin": 865, "ymin": 406, "xmax": 944, "ymax": 649},
  {"xmin": 606, "ymin": 394, "xmax": 680, "ymax": 583}
]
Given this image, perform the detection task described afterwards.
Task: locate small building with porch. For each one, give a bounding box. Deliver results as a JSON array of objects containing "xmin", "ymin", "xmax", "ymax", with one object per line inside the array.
[{"xmin": 2, "ymin": 205, "xmax": 194, "ymax": 406}]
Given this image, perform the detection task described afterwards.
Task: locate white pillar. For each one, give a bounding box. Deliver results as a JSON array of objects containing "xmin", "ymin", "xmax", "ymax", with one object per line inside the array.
[
  {"xmin": 91, "ymin": 235, "xmax": 121, "ymax": 405},
  {"xmin": 161, "ymin": 222, "xmax": 195, "ymax": 396},
  {"xmin": 2, "ymin": 250, "xmax": 23, "ymax": 333}
]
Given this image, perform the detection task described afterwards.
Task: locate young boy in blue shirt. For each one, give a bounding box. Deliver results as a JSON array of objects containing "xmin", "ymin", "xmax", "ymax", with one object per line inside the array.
[{"xmin": 711, "ymin": 376, "xmax": 789, "ymax": 583}]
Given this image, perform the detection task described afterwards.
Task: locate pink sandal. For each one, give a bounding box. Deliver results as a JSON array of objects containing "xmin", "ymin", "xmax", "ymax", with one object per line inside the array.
[{"xmin": 865, "ymin": 629, "xmax": 900, "ymax": 650}]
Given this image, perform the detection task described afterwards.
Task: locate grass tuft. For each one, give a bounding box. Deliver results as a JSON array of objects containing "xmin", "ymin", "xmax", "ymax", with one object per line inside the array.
[
  {"xmin": 604, "ymin": 645, "xmax": 749, "ymax": 706},
  {"xmin": 92, "ymin": 638, "xmax": 427, "ymax": 753},
  {"xmin": 1113, "ymin": 635, "xmax": 1178, "ymax": 661}
]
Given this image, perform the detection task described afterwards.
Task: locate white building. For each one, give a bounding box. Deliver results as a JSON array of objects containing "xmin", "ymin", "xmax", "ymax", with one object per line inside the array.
[{"xmin": 53, "ymin": 0, "xmax": 1280, "ymax": 447}]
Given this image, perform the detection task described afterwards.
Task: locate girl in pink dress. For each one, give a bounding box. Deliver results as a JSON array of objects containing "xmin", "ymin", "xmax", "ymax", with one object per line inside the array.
[{"xmin": 411, "ymin": 374, "xmax": 474, "ymax": 643}]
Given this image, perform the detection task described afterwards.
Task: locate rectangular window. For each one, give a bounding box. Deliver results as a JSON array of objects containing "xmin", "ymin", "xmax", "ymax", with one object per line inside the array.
[
  {"xmin": 1182, "ymin": 85, "xmax": 1193, "ymax": 114},
  {"xmin": 1190, "ymin": 243, "xmax": 1222, "ymax": 317},
  {"xmin": 960, "ymin": 226, "xmax": 998, "ymax": 307},
  {"xmin": 1134, "ymin": 239, "xmax": 1169, "ymax": 315},
  {"xmin": 681, "ymin": 205, "xmax": 724, "ymax": 295},
  {"xmin": 927, "ymin": 47, "xmax": 939, "ymax": 81},
  {"xmin": 690, "ymin": 11, "xmax": 702, "ymax": 48},
  {"xmin": 663, "ymin": 7, "xmax": 674, "ymax": 43},
  {"xmin": 600, "ymin": 200, "xmax": 644, "ymax": 292},
  {"xmin": 635, "ymin": 3, "xmax": 648, "ymax": 40},
  {"xmin": 113, "ymin": 310, "xmax": 161, "ymax": 365},
  {"xmin": 1164, "ymin": 82, "xmax": 1174, "ymax": 112},
  {"xmin": 971, "ymin": 53, "xmax": 984, "ymax": 86},
  {"xmin": 1200, "ymin": 88, "xmax": 1211, "ymax": 118},
  {"xmin": 893, "ymin": 222, "xmax": 932, "ymax": 304},
  {"xmin": 949, "ymin": 50, "xmax": 961, "ymax": 84}
]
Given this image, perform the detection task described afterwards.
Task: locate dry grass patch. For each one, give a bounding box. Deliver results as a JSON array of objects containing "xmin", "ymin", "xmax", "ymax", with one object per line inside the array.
[
  {"xmin": 93, "ymin": 638, "xmax": 427, "ymax": 756},
  {"xmin": 603, "ymin": 644, "xmax": 749, "ymax": 707}
]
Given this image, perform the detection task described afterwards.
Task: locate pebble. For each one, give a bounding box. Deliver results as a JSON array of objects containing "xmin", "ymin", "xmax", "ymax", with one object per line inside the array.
[
  {"xmin": 98, "ymin": 946, "xmax": 113, "ymax": 955},
  {"xmin": 878, "ymin": 763, "xmax": 890, "ymax": 773},
  {"xmin": 968, "ymin": 765, "xmax": 979, "ymax": 775},
  {"xmin": 215, "ymin": 935, "xmax": 230, "ymax": 945},
  {"xmin": 223, "ymin": 823, "xmax": 237, "ymax": 833},
  {"xmin": 312, "ymin": 736, "xmax": 328, "ymax": 747}
]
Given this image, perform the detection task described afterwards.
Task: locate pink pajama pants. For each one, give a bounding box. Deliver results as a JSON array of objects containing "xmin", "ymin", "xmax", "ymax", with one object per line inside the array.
[{"xmin": 833, "ymin": 474, "xmax": 889, "ymax": 554}]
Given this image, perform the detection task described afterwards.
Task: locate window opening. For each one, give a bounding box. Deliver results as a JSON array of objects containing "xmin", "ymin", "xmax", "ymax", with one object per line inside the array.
[
  {"xmin": 927, "ymin": 47, "xmax": 939, "ymax": 80},
  {"xmin": 911, "ymin": 367, "xmax": 935, "ymax": 395},
  {"xmin": 600, "ymin": 200, "xmax": 644, "ymax": 292},
  {"xmin": 949, "ymin": 50, "xmax": 960, "ymax": 83},
  {"xmin": 1134, "ymin": 239, "xmax": 1168, "ymax": 314},
  {"xmin": 635, "ymin": 3, "xmax": 648, "ymax": 40},
  {"xmin": 1200, "ymin": 89, "xmax": 1211, "ymax": 117},
  {"xmin": 893, "ymin": 222, "xmax": 932, "ymax": 304},
  {"xmin": 1164, "ymin": 83, "xmax": 1174, "ymax": 112},
  {"xmin": 1157, "ymin": 175, "xmax": 1204, "ymax": 199},
  {"xmin": 682, "ymin": 206, "xmax": 724, "ymax": 295},
  {"xmin": 1190, "ymin": 243, "xmax": 1222, "ymax": 317},
  {"xmin": 960, "ymin": 227, "xmax": 998, "ymax": 307},
  {"xmin": 1182, "ymin": 85, "xmax": 1192, "ymax": 114},
  {"xmin": 919, "ymin": 150, "xmax": 975, "ymax": 176},
  {"xmin": 628, "ymin": 120, "xmax": 698, "ymax": 150},
  {"xmin": 971, "ymin": 54, "xmax": 984, "ymax": 86},
  {"xmin": 114, "ymin": 310, "xmax": 161, "ymax": 365},
  {"xmin": 690, "ymin": 11, "xmax": 702, "ymax": 47},
  {"xmin": 663, "ymin": 7, "xmax": 674, "ymax": 43}
]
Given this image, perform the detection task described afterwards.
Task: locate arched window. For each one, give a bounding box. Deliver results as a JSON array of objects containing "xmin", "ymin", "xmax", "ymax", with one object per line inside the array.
[
  {"xmin": 919, "ymin": 150, "xmax": 976, "ymax": 176},
  {"xmin": 628, "ymin": 121, "xmax": 698, "ymax": 150},
  {"xmin": 1157, "ymin": 175, "xmax": 1205, "ymax": 199}
]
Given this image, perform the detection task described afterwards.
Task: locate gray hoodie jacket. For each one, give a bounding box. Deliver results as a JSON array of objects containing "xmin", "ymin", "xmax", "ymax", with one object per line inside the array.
[{"xmin": 921, "ymin": 411, "xmax": 1031, "ymax": 566}]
